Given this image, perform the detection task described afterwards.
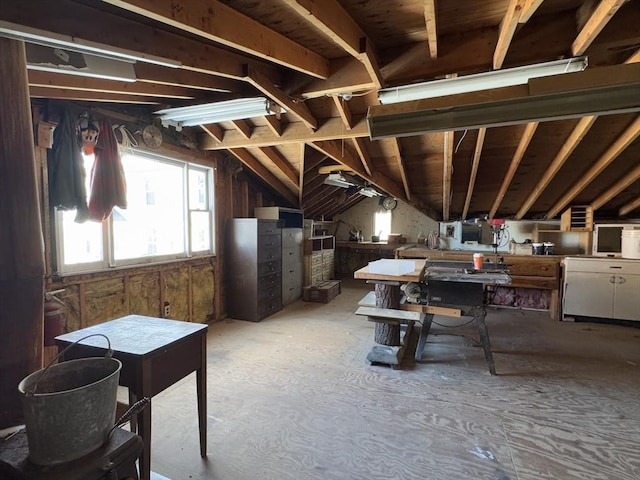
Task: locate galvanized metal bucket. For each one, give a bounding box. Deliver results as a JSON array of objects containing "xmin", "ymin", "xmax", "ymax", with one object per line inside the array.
[{"xmin": 17, "ymin": 334, "xmax": 121, "ymax": 466}]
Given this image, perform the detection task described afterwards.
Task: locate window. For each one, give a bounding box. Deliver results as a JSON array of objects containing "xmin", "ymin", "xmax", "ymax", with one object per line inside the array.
[
  {"xmin": 56, "ymin": 151, "xmax": 214, "ymax": 274},
  {"xmin": 374, "ymin": 210, "xmax": 392, "ymax": 241}
]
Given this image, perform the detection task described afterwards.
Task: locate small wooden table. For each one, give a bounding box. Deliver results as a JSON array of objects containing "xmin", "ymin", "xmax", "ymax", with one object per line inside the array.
[{"xmin": 56, "ymin": 315, "xmax": 208, "ymax": 480}]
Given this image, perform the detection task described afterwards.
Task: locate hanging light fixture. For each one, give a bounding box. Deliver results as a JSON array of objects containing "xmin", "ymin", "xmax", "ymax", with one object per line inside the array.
[
  {"xmin": 155, "ymin": 97, "xmax": 283, "ymax": 129},
  {"xmin": 378, "ymin": 57, "xmax": 588, "ymax": 105}
]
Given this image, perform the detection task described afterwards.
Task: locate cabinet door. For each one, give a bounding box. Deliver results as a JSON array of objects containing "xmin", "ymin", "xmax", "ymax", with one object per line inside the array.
[
  {"xmin": 613, "ymin": 274, "xmax": 640, "ymax": 321},
  {"xmin": 564, "ymin": 272, "xmax": 614, "ymax": 318}
]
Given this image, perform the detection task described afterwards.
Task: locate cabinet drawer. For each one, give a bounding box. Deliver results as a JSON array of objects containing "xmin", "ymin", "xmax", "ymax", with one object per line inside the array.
[
  {"xmin": 504, "ymin": 259, "xmax": 558, "ymax": 277},
  {"xmin": 283, "ymin": 284, "xmax": 302, "ymax": 305},
  {"xmin": 565, "ymin": 257, "xmax": 640, "ymax": 274},
  {"xmin": 311, "ymin": 271, "xmax": 323, "ymax": 285},
  {"xmin": 311, "ymin": 251, "xmax": 323, "ymax": 267},
  {"xmin": 257, "ymin": 298, "xmax": 281, "ymax": 320},
  {"xmin": 282, "ymin": 228, "xmax": 303, "ymax": 248},
  {"xmin": 259, "ymin": 282, "xmax": 281, "ymax": 303},
  {"xmin": 258, "ymin": 260, "xmax": 281, "ymax": 276},
  {"xmin": 282, "ymin": 246, "xmax": 302, "ymax": 265},
  {"xmin": 259, "ymin": 272, "xmax": 281, "ymax": 290},
  {"xmin": 282, "ymin": 265, "xmax": 302, "ymax": 289},
  {"xmin": 258, "ymin": 244, "xmax": 281, "ymax": 262},
  {"xmin": 258, "ymin": 221, "xmax": 281, "ymax": 236},
  {"xmin": 259, "ymin": 234, "xmax": 281, "ymax": 249}
]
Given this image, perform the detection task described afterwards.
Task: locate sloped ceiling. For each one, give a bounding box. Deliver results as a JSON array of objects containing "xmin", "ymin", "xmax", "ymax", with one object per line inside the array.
[{"xmin": 2, "ymin": 0, "xmax": 639, "ymax": 220}]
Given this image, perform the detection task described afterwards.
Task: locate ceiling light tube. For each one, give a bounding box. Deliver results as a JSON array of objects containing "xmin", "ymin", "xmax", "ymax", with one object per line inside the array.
[
  {"xmin": 155, "ymin": 97, "xmax": 283, "ymax": 127},
  {"xmin": 378, "ymin": 57, "xmax": 588, "ymax": 104},
  {"xmin": 0, "ymin": 20, "xmax": 181, "ymax": 68}
]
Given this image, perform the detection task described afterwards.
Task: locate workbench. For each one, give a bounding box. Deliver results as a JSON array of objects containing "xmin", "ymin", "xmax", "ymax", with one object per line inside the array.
[{"xmin": 354, "ymin": 259, "xmax": 511, "ymax": 374}]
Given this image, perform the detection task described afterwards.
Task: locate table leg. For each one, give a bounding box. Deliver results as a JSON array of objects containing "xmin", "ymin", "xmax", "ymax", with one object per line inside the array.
[
  {"xmin": 474, "ymin": 307, "xmax": 496, "ymax": 375},
  {"xmin": 197, "ymin": 334, "xmax": 207, "ymax": 457},
  {"xmin": 415, "ymin": 313, "xmax": 433, "ymax": 361},
  {"xmin": 137, "ymin": 398, "xmax": 152, "ymax": 480}
]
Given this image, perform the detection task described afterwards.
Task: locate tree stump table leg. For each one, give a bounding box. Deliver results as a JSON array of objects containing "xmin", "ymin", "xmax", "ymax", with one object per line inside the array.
[
  {"xmin": 374, "ymin": 283, "xmax": 401, "ymax": 345},
  {"xmin": 366, "ymin": 281, "xmax": 416, "ymax": 368}
]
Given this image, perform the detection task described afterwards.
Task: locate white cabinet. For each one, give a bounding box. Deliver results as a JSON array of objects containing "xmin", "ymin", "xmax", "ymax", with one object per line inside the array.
[{"xmin": 563, "ymin": 257, "xmax": 640, "ymax": 321}]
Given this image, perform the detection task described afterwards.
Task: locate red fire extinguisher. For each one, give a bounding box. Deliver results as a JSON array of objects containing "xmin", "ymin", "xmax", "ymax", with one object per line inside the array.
[{"xmin": 44, "ymin": 290, "xmax": 65, "ymax": 346}]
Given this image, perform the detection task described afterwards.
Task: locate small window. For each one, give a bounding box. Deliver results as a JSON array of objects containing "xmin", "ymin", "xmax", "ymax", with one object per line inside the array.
[{"xmin": 374, "ymin": 210, "xmax": 392, "ymax": 241}]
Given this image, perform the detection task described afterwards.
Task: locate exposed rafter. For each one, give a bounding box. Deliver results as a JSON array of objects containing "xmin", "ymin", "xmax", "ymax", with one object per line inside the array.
[
  {"xmin": 200, "ymin": 124, "xmax": 224, "ymax": 142},
  {"xmin": 462, "ymin": 128, "xmax": 486, "ymax": 220},
  {"xmin": 103, "ymin": 0, "xmax": 330, "ymax": 79},
  {"xmin": 572, "ymin": 0, "xmax": 629, "ymax": 56},
  {"xmin": 546, "ymin": 114, "xmax": 640, "ymax": 219},
  {"xmin": 244, "ymin": 65, "xmax": 317, "ymax": 130},
  {"xmin": 620, "ymin": 196, "xmax": 640, "ymax": 216},
  {"xmin": 515, "ymin": 116, "xmax": 596, "ymax": 219},
  {"xmin": 231, "ymin": 119, "xmax": 253, "ymax": 140},
  {"xmin": 351, "ymin": 138, "xmax": 374, "ymax": 176},
  {"xmin": 227, "ymin": 148, "xmax": 298, "ymax": 205},
  {"xmin": 201, "ymin": 117, "xmax": 369, "ymax": 150},
  {"xmin": 591, "ymin": 163, "xmax": 640, "ymax": 211},
  {"xmin": 333, "ymin": 95, "xmax": 353, "ymax": 130},
  {"xmin": 489, "ymin": 122, "xmax": 538, "ymax": 219},
  {"xmin": 423, "ymin": 0, "xmax": 438, "ymax": 59},
  {"xmin": 390, "ymin": 139, "xmax": 411, "ymax": 200},
  {"xmin": 259, "ymin": 146, "xmax": 300, "ymax": 187},
  {"xmin": 493, "ymin": 0, "xmax": 543, "ymax": 69}
]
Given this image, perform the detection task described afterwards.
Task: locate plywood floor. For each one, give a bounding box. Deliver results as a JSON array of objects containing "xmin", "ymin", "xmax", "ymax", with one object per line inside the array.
[{"xmin": 148, "ymin": 279, "xmax": 640, "ymax": 480}]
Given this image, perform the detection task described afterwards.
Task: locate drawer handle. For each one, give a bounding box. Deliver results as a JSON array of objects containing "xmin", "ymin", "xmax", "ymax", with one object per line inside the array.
[
  {"xmin": 609, "ymin": 266, "xmax": 622, "ymax": 269},
  {"xmin": 609, "ymin": 275, "xmax": 616, "ymax": 284},
  {"xmin": 618, "ymin": 276, "xmax": 626, "ymax": 284}
]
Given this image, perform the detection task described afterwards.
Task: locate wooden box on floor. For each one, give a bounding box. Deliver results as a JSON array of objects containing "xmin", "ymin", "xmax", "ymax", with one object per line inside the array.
[{"xmin": 303, "ymin": 280, "xmax": 341, "ymax": 303}]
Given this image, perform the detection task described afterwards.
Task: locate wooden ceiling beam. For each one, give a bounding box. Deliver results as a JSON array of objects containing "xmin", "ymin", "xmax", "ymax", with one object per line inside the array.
[
  {"xmin": 619, "ymin": 196, "xmax": 640, "ymax": 216},
  {"xmin": 299, "ymin": 144, "xmax": 305, "ymax": 206},
  {"xmin": 28, "ymin": 87, "xmax": 161, "ymax": 104},
  {"xmin": 244, "ymin": 65, "xmax": 317, "ymax": 130},
  {"xmin": 493, "ymin": 0, "xmax": 542, "ymax": 69},
  {"xmin": 201, "ymin": 117, "xmax": 369, "ymax": 150},
  {"xmin": 281, "ymin": 0, "xmax": 383, "ymax": 88},
  {"xmin": 515, "ymin": 116, "xmax": 596, "ymax": 219},
  {"xmin": 489, "ymin": 122, "xmax": 538, "ymax": 219},
  {"xmin": 462, "ymin": 128, "xmax": 486, "ymax": 221},
  {"xmin": 0, "ymin": 1, "xmax": 277, "ymax": 81},
  {"xmin": 263, "ymin": 115, "xmax": 282, "ymax": 137},
  {"xmin": 200, "ymin": 124, "xmax": 224, "ymax": 142},
  {"xmin": 572, "ymin": 0, "xmax": 629, "ymax": 56},
  {"xmin": 546, "ymin": 114, "xmax": 640, "ymax": 219},
  {"xmin": 388, "ymin": 140, "xmax": 411, "ymax": 201},
  {"xmin": 423, "ymin": 0, "xmax": 438, "ymax": 59},
  {"xmin": 442, "ymin": 130, "xmax": 454, "ymax": 221},
  {"xmin": 133, "ymin": 63, "xmax": 239, "ymax": 93},
  {"xmin": 227, "ymin": 148, "xmax": 298, "ymax": 205},
  {"xmin": 231, "ymin": 120, "xmax": 253, "ymax": 139},
  {"xmin": 494, "ymin": 0, "xmax": 524, "ymax": 69},
  {"xmin": 103, "ymin": 0, "xmax": 330, "ymax": 79},
  {"xmin": 591, "ymin": 163, "xmax": 640, "ymax": 211},
  {"xmin": 358, "ymin": 38, "xmax": 384, "ymax": 90},
  {"xmin": 27, "ymin": 70, "xmax": 198, "ymax": 99},
  {"xmin": 351, "ymin": 138, "xmax": 374, "ymax": 176},
  {"xmin": 332, "ymin": 96, "xmax": 353, "ymax": 130},
  {"xmin": 259, "ymin": 146, "xmax": 300, "ymax": 187}
]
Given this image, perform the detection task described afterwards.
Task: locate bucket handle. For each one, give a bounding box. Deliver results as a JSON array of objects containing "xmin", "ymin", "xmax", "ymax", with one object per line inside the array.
[{"xmin": 26, "ymin": 333, "xmax": 114, "ymax": 396}]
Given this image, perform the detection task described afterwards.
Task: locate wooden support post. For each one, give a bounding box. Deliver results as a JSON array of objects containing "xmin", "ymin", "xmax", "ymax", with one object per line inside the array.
[
  {"xmin": 0, "ymin": 38, "xmax": 45, "ymax": 427},
  {"xmin": 374, "ymin": 282, "xmax": 401, "ymax": 345}
]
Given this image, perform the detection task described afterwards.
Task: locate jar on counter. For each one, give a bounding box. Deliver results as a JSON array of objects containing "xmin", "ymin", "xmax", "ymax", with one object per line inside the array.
[{"xmin": 532, "ymin": 242, "xmax": 544, "ymax": 255}]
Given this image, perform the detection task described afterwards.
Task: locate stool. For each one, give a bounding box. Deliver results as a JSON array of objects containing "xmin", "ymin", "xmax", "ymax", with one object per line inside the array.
[{"xmin": 0, "ymin": 428, "xmax": 143, "ymax": 480}]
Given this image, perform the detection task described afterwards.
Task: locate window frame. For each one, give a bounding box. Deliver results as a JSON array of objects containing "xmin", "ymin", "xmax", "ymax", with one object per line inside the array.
[{"xmin": 54, "ymin": 149, "xmax": 215, "ymax": 275}]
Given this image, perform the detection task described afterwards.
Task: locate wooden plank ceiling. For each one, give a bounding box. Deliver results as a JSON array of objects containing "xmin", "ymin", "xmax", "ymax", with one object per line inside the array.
[{"xmin": 2, "ymin": 0, "xmax": 639, "ymax": 220}]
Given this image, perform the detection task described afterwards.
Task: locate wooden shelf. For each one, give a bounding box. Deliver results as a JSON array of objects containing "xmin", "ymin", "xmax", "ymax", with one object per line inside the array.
[{"xmin": 561, "ymin": 206, "xmax": 593, "ymax": 232}]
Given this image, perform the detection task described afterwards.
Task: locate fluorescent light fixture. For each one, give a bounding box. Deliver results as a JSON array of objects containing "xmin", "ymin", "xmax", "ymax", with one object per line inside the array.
[
  {"xmin": 378, "ymin": 57, "xmax": 588, "ymax": 104},
  {"xmin": 324, "ymin": 173, "xmax": 355, "ymax": 188},
  {"xmin": 26, "ymin": 44, "xmax": 136, "ymax": 83},
  {"xmin": 155, "ymin": 97, "xmax": 283, "ymax": 128},
  {"xmin": 358, "ymin": 186, "xmax": 382, "ymax": 197},
  {"xmin": 0, "ymin": 20, "xmax": 181, "ymax": 68}
]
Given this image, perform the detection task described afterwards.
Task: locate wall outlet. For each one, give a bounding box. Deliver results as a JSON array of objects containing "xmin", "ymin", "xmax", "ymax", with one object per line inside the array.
[{"xmin": 163, "ymin": 302, "xmax": 170, "ymax": 317}]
